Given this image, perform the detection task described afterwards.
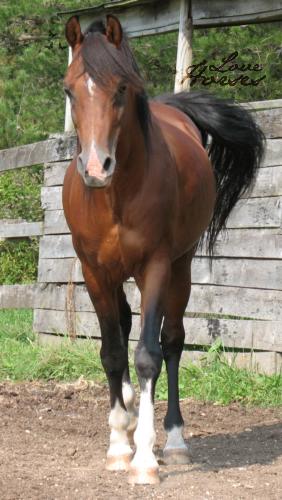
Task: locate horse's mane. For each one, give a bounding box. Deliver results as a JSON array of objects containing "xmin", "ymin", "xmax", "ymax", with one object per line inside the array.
[{"xmin": 82, "ymin": 20, "xmax": 151, "ymax": 149}]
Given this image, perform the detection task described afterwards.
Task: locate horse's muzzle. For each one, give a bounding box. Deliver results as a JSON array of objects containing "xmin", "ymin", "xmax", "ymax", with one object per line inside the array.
[
  {"xmin": 77, "ymin": 148, "xmax": 115, "ymax": 188},
  {"xmin": 83, "ymin": 171, "xmax": 113, "ymax": 188}
]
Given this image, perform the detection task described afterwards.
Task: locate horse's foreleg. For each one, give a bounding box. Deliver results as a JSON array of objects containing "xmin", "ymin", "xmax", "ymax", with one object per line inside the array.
[
  {"xmin": 82, "ymin": 266, "xmax": 133, "ymax": 471},
  {"xmin": 118, "ymin": 286, "xmax": 138, "ymax": 442},
  {"xmin": 101, "ymin": 328, "xmax": 133, "ymax": 472},
  {"xmin": 122, "ymin": 375, "xmax": 138, "ymax": 443},
  {"xmin": 128, "ymin": 255, "xmax": 170, "ymax": 485},
  {"xmin": 161, "ymin": 253, "xmax": 192, "ymax": 465}
]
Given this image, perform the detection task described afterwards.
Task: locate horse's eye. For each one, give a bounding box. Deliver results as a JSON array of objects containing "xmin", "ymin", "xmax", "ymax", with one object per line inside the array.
[
  {"xmin": 114, "ymin": 84, "xmax": 127, "ymax": 107},
  {"xmin": 118, "ymin": 84, "xmax": 127, "ymax": 94}
]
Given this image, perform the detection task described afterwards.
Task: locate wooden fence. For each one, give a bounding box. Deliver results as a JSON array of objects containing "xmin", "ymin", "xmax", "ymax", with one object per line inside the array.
[{"xmin": 0, "ymin": 100, "xmax": 281, "ymax": 374}]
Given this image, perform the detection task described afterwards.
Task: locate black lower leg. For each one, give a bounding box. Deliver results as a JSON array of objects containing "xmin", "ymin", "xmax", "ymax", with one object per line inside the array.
[
  {"xmin": 135, "ymin": 307, "xmax": 163, "ymax": 397},
  {"xmin": 118, "ymin": 288, "xmax": 132, "ymax": 385},
  {"xmin": 161, "ymin": 321, "xmax": 185, "ymax": 430},
  {"xmin": 135, "ymin": 339, "xmax": 163, "ymax": 395},
  {"xmin": 99, "ymin": 318, "xmax": 128, "ymax": 409}
]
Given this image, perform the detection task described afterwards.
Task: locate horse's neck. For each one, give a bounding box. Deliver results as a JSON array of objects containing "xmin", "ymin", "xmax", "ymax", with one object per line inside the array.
[{"xmin": 114, "ymin": 116, "xmax": 149, "ymax": 195}]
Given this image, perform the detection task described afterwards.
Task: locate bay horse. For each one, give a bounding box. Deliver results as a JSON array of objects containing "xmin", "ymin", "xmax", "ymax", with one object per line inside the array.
[{"xmin": 62, "ymin": 15, "xmax": 264, "ymax": 485}]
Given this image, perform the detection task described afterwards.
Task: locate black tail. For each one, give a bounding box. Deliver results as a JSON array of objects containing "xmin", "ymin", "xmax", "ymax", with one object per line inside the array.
[{"xmin": 156, "ymin": 91, "xmax": 265, "ymax": 255}]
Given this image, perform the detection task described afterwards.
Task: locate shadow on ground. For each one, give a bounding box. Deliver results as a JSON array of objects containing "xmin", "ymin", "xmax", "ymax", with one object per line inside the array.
[{"xmin": 188, "ymin": 422, "xmax": 282, "ymax": 471}]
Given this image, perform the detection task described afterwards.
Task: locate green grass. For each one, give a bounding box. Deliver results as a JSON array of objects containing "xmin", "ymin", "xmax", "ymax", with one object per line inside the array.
[
  {"xmin": 0, "ymin": 310, "xmax": 281, "ymax": 407},
  {"xmin": 0, "ymin": 238, "xmax": 39, "ymax": 284},
  {"xmin": 0, "ymin": 309, "xmax": 105, "ymax": 382}
]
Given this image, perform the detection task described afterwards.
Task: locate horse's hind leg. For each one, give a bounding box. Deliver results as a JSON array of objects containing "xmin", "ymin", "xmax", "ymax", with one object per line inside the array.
[
  {"xmin": 161, "ymin": 252, "xmax": 193, "ymax": 465},
  {"xmin": 117, "ymin": 286, "xmax": 138, "ymax": 442}
]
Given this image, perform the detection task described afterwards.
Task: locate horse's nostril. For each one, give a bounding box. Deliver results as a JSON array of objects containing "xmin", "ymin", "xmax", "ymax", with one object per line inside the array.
[{"xmin": 103, "ymin": 157, "xmax": 112, "ymax": 172}]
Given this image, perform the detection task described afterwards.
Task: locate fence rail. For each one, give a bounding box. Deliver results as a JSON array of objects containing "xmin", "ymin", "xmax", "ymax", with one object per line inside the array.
[{"xmin": 0, "ymin": 220, "xmax": 43, "ymax": 239}]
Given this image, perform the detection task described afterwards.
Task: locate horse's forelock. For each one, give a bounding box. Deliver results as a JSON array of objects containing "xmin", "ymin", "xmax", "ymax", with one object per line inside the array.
[
  {"xmin": 81, "ymin": 27, "xmax": 142, "ymax": 91},
  {"xmin": 80, "ymin": 22, "xmax": 151, "ymax": 150}
]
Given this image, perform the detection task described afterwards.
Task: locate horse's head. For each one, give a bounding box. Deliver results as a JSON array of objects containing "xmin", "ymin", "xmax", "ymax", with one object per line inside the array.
[{"xmin": 64, "ymin": 15, "xmax": 149, "ymax": 188}]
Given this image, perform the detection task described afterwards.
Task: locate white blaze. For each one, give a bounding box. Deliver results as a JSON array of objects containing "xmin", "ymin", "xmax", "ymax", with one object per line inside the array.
[{"xmin": 86, "ymin": 76, "xmax": 96, "ymax": 96}]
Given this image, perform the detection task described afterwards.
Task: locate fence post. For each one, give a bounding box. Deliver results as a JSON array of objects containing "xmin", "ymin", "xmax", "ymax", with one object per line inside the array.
[{"xmin": 174, "ymin": 0, "xmax": 193, "ymax": 93}]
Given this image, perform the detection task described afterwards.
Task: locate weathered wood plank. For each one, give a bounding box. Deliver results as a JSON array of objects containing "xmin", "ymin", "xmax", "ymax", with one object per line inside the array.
[
  {"xmin": 254, "ymin": 108, "xmax": 282, "ymax": 139},
  {"xmin": 39, "ymin": 137, "xmax": 282, "ymax": 190},
  {"xmin": 0, "ymin": 284, "xmax": 38, "ymax": 309},
  {"xmin": 41, "ymin": 186, "xmax": 62, "ymax": 211},
  {"xmin": 30, "ymin": 282, "xmax": 282, "ymax": 320},
  {"xmin": 44, "ymin": 161, "xmax": 69, "ymax": 187},
  {"xmin": 199, "ymin": 228, "xmax": 282, "ymax": 259},
  {"xmin": 0, "ymin": 220, "xmax": 43, "ymax": 239},
  {"xmin": 43, "ymin": 160, "xmax": 282, "ymax": 199},
  {"xmin": 39, "ymin": 273, "xmax": 279, "ymax": 336},
  {"xmin": 42, "ymin": 196, "xmax": 282, "ymax": 230},
  {"xmin": 72, "ymin": 0, "xmax": 282, "ymax": 36},
  {"xmin": 0, "ymin": 135, "xmax": 76, "ymax": 173},
  {"xmin": 38, "ymin": 257, "xmax": 83, "ymax": 283},
  {"xmin": 1, "ymin": 113, "xmax": 280, "ymax": 174},
  {"xmin": 186, "ymin": 318, "xmax": 282, "ymax": 353},
  {"xmin": 32, "ymin": 283, "xmax": 282, "ymax": 321},
  {"xmin": 243, "ymin": 99, "xmax": 282, "ymax": 111},
  {"xmin": 39, "ymin": 234, "xmax": 75, "ymax": 259},
  {"xmin": 241, "ymin": 166, "xmax": 282, "ymax": 198},
  {"xmin": 226, "ymin": 197, "xmax": 281, "ymax": 229},
  {"xmin": 262, "ymin": 139, "xmax": 282, "ymax": 167},
  {"xmin": 189, "ymin": 284, "xmax": 282, "ymax": 322},
  {"xmin": 1, "ymin": 107, "xmax": 281, "ymax": 174},
  {"xmin": 44, "ymin": 210, "xmax": 70, "ymax": 235},
  {"xmin": 37, "ymin": 254, "xmax": 282, "ymax": 290},
  {"xmin": 39, "ymin": 228, "xmax": 282, "ymax": 260},
  {"xmin": 33, "ymin": 308, "xmax": 282, "ymax": 352},
  {"xmin": 192, "ymin": 256, "xmax": 282, "ymax": 290}
]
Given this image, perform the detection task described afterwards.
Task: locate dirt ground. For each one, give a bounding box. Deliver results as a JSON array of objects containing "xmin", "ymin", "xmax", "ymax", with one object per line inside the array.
[{"xmin": 0, "ymin": 380, "xmax": 281, "ymax": 500}]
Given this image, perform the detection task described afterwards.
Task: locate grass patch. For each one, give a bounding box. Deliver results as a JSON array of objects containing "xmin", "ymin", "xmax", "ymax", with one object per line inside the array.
[
  {"xmin": 0, "ymin": 238, "xmax": 39, "ymax": 284},
  {"xmin": 0, "ymin": 310, "xmax": 104, "ymax": 382},
  {"xmin": 0, "ymin": 310, "xmax": 281, "ymax": 407},
  {"xmin": 168, "ymin": 359, "xmax": 282, "ymax": 407}
]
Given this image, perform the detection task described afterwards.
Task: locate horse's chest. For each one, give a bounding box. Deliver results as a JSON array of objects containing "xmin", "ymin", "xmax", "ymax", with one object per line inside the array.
[
  {"xmin": 96, "ymin": 226, "xmax": 122, "ymax": 270},
  {"xmin": 98, "ymin": 226, "xmax": 146, "ymax": 277}
]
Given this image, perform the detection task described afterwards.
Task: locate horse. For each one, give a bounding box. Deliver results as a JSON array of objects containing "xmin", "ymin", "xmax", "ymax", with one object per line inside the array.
[{"xmin": 62, "ymin": 14, "xmax": 264, "ymax": 485}]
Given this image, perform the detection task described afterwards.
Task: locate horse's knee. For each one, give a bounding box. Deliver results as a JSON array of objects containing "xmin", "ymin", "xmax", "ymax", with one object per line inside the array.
[
  {"xmin": 134, "ymin": 344, "xmax": 163, "ymax": 383},
  {"xmin": 161, "ymin": 322, "xmax": 185, "ymax": 359},
  {"xmin": 100, "ymin": 346, "xmax": 127, "ymax": 376}
]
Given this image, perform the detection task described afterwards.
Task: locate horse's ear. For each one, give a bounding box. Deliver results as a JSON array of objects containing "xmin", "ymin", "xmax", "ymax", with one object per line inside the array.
[
  {"xmin": 65, "ymin": 16, "xmax": 84, "ymax": 50},
  {"xmin": 106, "ymin": 15, "xmax": 123, "ymax": 48}
]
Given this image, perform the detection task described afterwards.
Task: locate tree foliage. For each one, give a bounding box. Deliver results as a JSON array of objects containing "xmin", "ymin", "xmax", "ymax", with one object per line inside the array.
[{"xmin": 0, "ymin": 1, "xmax": 281, "ymax": 149}]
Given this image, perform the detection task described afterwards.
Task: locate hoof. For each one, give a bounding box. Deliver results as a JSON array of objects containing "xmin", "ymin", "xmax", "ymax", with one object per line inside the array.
[
  {"xmin": 106, "ymin": 453, "xmax": 133, "ymax": 471},
  {"xmin": 163, "ymin": 448, "xmax": 191, "ymax": 465},
  {"xmin": 128, "ymin": 466, "xmax": 160, "ymax": 485}
]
